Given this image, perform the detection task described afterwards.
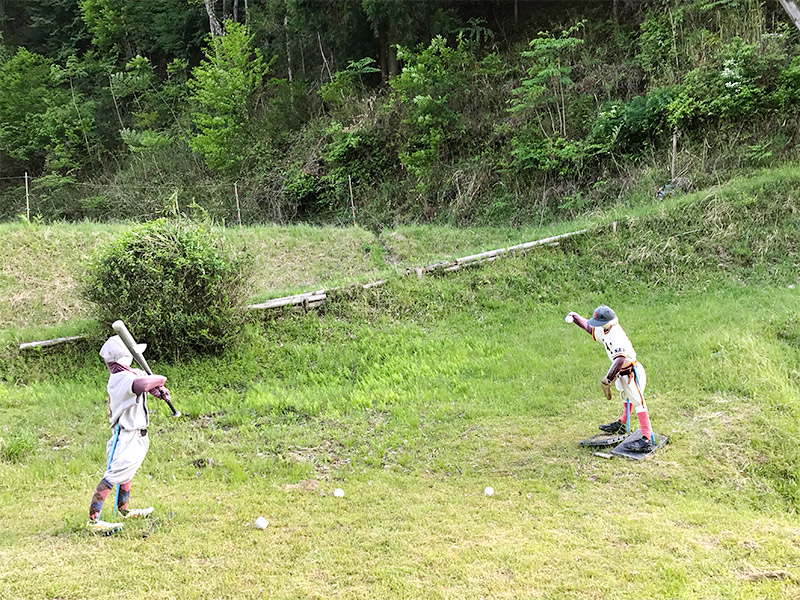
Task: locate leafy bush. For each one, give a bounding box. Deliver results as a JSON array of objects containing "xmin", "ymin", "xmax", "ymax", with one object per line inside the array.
[
  {"xmin": 322, "ymin": 121, "xmax": 390, "ymax": 202},
  {"xmin": 774, "ymin": 56, "xmax": 800, "ymax": 110},
  {"xmin": 82, "ymin": 218, "xmax": 253, "ymax": 359},
  {"xmin": 589, "ymin": 87, "xmax": 678, "ymax": 155},
  {"xmin": 319, "ymin": 57, "xmax": 380, "ymax": 106}
]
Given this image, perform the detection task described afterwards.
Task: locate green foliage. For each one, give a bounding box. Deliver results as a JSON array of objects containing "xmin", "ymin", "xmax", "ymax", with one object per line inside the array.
[
  {"xmin": 666, "ymin": 38, "xmax": 768, "ymax": 127},
  {"xmin": 120, "ymin": 128, "xmax": 173, "ymax": 152},
  {"xmin": 0, "ymin": 48, "xmax": 54, "ymax": 163},
  {"xmin": 509, "ymin": 134, "xmax": 581, "ymax": 176},
  {"xmin": 589, "ymin": 87, "xmax": 678, "ymax": 155},
  {"xmin": 79, "ymin": 0, "xmax": 206, "ymax": 61},
  {"xmin": 391, "ymin": 35, "xmax": 479, "ymax": 189},
  {"xmin": 1, "ymin": 0, "xmax": 800, "ymax": 225},
  {"xmin": 323, "ymin": 121, "xmax": 388, "ymax": 186},
  {"xmin": 319, "ymin": 57, "xmax": 380, "ymax": 106},
  {"xmin": 509, "ymin": 21, "xmax": 585, "ymax": 138},
  {"xmin": 506, "ymin": 22, "xmax": 586, "ymax": 177},
  {"xmin": 0, "ymin": 48, "xmax": 102, "ymax": 175},
  {"xmin": 775, "ymin": 56, "xmax": 800, "ymax": 110},
  {"xmin": 282, "ymin": 169, "xmax": 323, "ymax": 211},
  {"xmin": 188, "ymin": 22, "xmax": 268, "ymax": 172},
  {"xmin": 82, "ymin": 218, "xmax": 253, "ymax": 358}
]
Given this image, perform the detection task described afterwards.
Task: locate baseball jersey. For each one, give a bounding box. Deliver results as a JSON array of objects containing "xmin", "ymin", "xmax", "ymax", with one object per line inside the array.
[
  {"xmin": 592, "ymin": 324, "xmax": 636, "ymax": 364},
  {"xmin": 107, "ymin": 369, "xmax": 149, "ymax": 430}
]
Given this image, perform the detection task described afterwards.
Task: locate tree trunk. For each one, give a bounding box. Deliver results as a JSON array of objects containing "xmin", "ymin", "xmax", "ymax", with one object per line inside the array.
[
  {"xmin": 378, "ymin": 21, "xmax": 389, "ymax": 82},
  {"xmin": 318, "ymin": 32, "xmax": 333, "ymax": 81},
  {"xmin": 233, "ymin": 0, "xmax": 238, "ymax": 23},
  {"xmin": 779, "ymin": 0, "xmax": 800, "ymax": 32},
  {"xmin": 284, "ymin": 15, "xmax": 293, "ymax": 81},
  {"xmin": 387, "ymin": 41, "xmax": 399, "ymax": 78},
  {"xmin": 204, "ymin": 0, "xmax": 225, "ymax": 36}
]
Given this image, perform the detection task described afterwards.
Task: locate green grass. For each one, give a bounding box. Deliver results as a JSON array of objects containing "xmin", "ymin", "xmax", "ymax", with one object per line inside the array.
[
  {"xmin": 1, "ymin": 167, "xmax": 800, "ymax": 598},
  {"xmin": 1, "ymin": 277, "xmax": 799, "ymax": 599}
]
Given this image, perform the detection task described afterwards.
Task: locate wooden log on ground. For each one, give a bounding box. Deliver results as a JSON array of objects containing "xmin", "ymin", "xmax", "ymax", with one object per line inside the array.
[
  {"xmin": 19, "ymin": 335, "xmax": 86, "ymax": 351},
  {"xmin": 362, "ymin": 279, "xmax": 387, "ymax": 290},
  {"xmin": 456, "ymin": 247, "xmax": 507, "ymax": 265},
  {"xmin": 248, "ymin": 291, "xmax": 323, "ymax": 310},
  {"xmin": 506, "ymin": 229, "xmax": 587, "ymax": 253}
]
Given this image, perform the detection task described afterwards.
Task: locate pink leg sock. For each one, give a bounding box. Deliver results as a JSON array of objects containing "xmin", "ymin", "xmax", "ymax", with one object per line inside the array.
[
  {"xmin": 637, "ymin": 411, "xmax": 653, "ymax": 440},
  {"xmin": 619, "ymin": 402, "xmax": 630, "ymax": 424}
]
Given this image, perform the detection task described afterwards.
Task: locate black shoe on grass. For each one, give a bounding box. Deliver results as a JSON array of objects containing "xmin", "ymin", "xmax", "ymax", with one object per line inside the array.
[
  {"xmin": 598, "ymin": 420, "xmax": 626, "ymax": 435},
  {"xmin": 623, "ymin": 437, "xmax": 655, "ymax": 453}
]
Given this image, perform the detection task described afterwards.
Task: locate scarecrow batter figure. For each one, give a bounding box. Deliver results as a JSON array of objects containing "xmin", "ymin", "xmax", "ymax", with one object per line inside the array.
[
  {"xmin": 566, "ymin": 306, "xmax": 655, "ymax": 453},
  {"xmin": 87, "ymin": 335, "xmax": 171, "ymax": 534}
]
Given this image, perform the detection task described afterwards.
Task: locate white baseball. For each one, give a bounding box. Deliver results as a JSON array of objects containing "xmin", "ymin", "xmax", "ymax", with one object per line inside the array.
[
  {"xmin": 333, "ymin": 488, "xmax": 345, "ymax": 498},
  {"xmin": 565, "ymin": 314, "xmax": 574, "ymax": 323},
  {"xmin": 255, "ymin": 516, "xmax": 269, "ymax": 529},
  {"xmin": 484, "ymin": 486, "xmax": 494, "ymax": 496}
]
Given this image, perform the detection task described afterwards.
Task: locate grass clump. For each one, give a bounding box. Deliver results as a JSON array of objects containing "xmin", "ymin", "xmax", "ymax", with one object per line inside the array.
[
  {"xmin": 81, "ymin": 218, "xmax": 252, "ymax": 359},
  {"xmin": 0, "ymin": 431, "xmax": 35, "ymax": 463}
]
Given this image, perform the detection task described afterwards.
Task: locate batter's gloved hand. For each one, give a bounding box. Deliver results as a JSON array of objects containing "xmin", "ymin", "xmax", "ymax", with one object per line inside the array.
[
  {"xmin": 600, "ymin": 377, "xmax": 614, "ymax": 401},
  {"xmin": 151, "ymin": 386, "xmax": 171, "ymax": 402}
]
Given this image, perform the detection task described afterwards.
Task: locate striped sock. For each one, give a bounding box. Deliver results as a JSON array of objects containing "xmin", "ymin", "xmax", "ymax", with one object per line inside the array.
[
  {"xmin": 118, "ymin": 481, "xmax": 131, "ymax": 512},
  {"xmin": 89, "ymin": 478, "xmax": 113, "ymax": 520}
]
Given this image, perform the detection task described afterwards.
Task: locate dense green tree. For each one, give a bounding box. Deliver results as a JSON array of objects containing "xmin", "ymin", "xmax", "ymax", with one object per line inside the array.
[
  {"xmin": 0, "ymin": 0, "xmax": 88, "ymax": 59},
  {"xmin": 188, "ymin": 21, "xmax": 268, "ymax": 171},
  {"xmin": 79, "ymin": 0, "xmax": 207, "ymax": 63}
]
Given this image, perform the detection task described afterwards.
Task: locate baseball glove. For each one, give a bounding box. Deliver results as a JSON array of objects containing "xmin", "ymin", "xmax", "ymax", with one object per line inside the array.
[{"xmin": 600, "ymin": 377, "xmax": 614, "ymax": 401}]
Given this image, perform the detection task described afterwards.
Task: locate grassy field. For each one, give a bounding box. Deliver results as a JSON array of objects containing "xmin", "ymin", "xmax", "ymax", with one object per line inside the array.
[{"xmin": 1, "ymin": 167, "xmax": 799, "ymax": 598}]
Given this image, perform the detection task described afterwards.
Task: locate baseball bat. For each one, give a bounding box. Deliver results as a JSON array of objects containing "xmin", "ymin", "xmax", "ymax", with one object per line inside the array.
[{"xmin": 111, "ymin": 320, "xmax": 181, "ymax": 417}]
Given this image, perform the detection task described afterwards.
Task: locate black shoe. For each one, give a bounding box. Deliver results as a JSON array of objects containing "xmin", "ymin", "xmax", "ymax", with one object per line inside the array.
[
  {"xmin": 623, "ymin": 437, "xmax": 655, "ymax": 453},
  {"xmin": 598, "ymin": 420, "xmax": 626, "ymax": 435}
]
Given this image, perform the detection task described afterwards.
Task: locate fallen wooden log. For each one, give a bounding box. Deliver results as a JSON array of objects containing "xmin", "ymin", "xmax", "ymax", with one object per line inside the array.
[
  {"xmin": 248, "ymin": 290, "xmax": 325, "ymax": 310},
  {"xmin": 19, "ymin": 335, "xmax": 86, "ymax": 351},
  {"xmin": 361, "ymin": 279, "xmax": 387, "ymax": 290}
]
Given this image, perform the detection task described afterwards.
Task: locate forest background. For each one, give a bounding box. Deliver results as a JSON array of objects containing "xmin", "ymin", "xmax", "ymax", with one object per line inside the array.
[{"xmin": 1, "ymin": 0, "xmax": 799, "ymax": 228}]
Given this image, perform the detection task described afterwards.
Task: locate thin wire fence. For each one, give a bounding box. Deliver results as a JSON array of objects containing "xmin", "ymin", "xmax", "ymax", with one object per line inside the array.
[{"xmin": 0, "ymin": 174, "xmax": 361, "ymax": 227}]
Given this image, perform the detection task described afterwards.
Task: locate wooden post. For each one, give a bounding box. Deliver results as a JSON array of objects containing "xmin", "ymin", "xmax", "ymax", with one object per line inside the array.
[
  {"xmin": 671, "ymin": 128, "xmax": 678, "ymax": 181},
  {"xmin": 24, "ymin": 172, "xmax": 30, "ymax": 222},
  {"xmin": 348, "ymin": 175, "xmax": 356, "ymax": 228},
  {"xmin": 234, "ymin": 182, "xmax": 242, "ymax": 229}
]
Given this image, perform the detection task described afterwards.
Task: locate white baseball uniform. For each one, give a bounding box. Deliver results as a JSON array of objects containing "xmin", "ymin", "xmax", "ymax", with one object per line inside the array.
[
  {"xmin": 592, "ymin": 324, "xmax": 648, "ymax": 413},
  {"xmin": 103, "ymin": 369, "xmax": 150, "ymax": 485}
]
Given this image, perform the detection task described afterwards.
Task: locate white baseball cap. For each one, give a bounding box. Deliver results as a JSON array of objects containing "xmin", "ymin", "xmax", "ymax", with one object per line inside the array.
[{"xmin": 99, "ymin": 335, "xmax": 146, "ymax": 364}]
